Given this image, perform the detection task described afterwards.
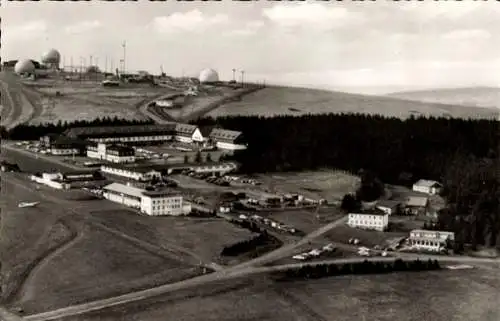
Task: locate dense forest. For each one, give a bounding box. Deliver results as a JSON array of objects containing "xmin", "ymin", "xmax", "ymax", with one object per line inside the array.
[
  {"xmin": 2, "ymin": 113, "xmax": 499, "ymax": 249},
  {"xmin": 193, "ymin": 114, "xmax": 499, "ymax": 249}
]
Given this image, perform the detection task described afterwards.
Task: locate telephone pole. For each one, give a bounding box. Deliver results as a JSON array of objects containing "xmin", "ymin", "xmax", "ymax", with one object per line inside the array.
[{"xmin": 122, "ymin": 41, "xmax": 127, "ymax": 74}]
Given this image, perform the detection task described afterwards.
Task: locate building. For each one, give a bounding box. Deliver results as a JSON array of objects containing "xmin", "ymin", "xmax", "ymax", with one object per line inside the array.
[
  {"xmin": 404, "ymin": 196, "xmax": 429, "ymax": 215},
  {"xmin": 175, "ymin": 123, "xmax": 204, "ymax": 144},
  {"xmin": 187, "ymin": 162, "xmax": 238, "ymax": 176},
  {"xmin": 30, "ymin": 170, "xmax": 104, "ymax": 189},
  {"xmin": 412, "ymin": 179, "xmax": 443, "ymax": 195},
  {"xmin": 408, "ymin": 229, "xmax": 455, "ymax": 252},
  {"xmin": 65, "ymin": 124, "xmax": 177, "ymax": 144},
  {"xmin": 348, "ymin": 209, "xmax": 389, "ymax": 231},
  {"xmin": 102, "ymin": 182, "xmax": 191, "ymax": 216},
  {"xmin": 375, "ymin": 200, "xmax": 401, "ymax": 215},
  {"xmin": 87, "ymin": 143, "xmax": 136, "ymax": 163},
  {"xmin": 100, "ymin": 164, "xmax": 162, "ymax": 181},
  {"xmin": 208, "ymin": 128, "xmax": 246, "ymax": 150},
  {"xmin": 40, "ymin": 135, "xmax": 87, "ymax": 156}
]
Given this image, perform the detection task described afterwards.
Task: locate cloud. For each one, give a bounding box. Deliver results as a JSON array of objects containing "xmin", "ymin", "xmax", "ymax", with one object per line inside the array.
[
  {"xmin": 151, "ymin": 10, "xmax": 229, "ymax": 34},
  {"xmin": 64, "ymin": 20, "xmax": 102, "ymax": 34},
  {"xmin": 5, "ymin": 20, "xmax": 48, "ymax": 41},
  {"xmin": 262, "ymin": 3, "xmax": 363, "ymax": 30},
  {"xmin": 442, "ymin": 29, "xmax": 491, "ymax": 41},
  {"xmin": 399, "ymin": 2, "xmax": 482, "ymax": 20},
  {"xmin": 225, "ymin": 21, "xmax": 265, "ymax": 37}
]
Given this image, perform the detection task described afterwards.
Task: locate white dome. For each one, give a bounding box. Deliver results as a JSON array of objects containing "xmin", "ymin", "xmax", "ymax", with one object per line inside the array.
[
  {"xmin": 14, "ymin": 59, "xmax": 36, "ymax": 74},
  {"xmin": 41, "ymin": 49, "xmax": 61, "ymax": 64},
  {"xmin": 199, "ymin": 68, "xmax": 219, "ymax": 83}
]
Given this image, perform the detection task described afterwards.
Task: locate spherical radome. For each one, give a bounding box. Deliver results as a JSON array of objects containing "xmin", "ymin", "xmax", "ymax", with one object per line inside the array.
[
  {"xmin": 14, "ymin": 59, "xmax": 36, "ymax": 74},
  {"xmin": 41, "ymin": 49, "xmax": 61, "ymax": 64},
  {"xmin": 199, "ymin": 68, "xmax": 219, "ymax": 83}
]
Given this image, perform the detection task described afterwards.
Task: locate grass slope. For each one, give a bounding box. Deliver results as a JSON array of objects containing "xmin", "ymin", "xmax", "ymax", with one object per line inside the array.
[
  {"xmin": 386, "ymin": 87, "xmax": 500, "ymax": 109},
  {"xmin": 207, "ymin": 86, "xmax": 499, "ymax": 120}
]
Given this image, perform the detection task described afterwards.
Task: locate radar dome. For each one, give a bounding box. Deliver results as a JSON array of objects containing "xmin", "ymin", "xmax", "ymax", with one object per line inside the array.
[
  {"xmin": 41, "ymin": 49, "xmax": 61, "ymax": 64},
  {"xmin": 14, "ymin": 59, "xmax": 36, "ymax": 74},
  {"xmin": 199, "ymin": 68, "xmax": 219, "ymax": 83}
]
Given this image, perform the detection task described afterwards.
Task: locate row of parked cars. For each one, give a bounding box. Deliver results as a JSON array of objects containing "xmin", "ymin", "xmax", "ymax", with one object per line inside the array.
[
  {"xmin": 183, "ymin": 171, "xmax": 230, "ymax": 186},
  {"xmin": 292, "ymin": 243, "xmax": 337, "ymax": 261},
  {"xmin": 239, "ymin": 213, "xmax": 297, "ymax": 234}
]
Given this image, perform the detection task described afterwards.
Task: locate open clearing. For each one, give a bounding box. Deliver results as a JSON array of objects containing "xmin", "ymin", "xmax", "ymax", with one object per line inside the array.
[
  {"xmin": 256, "ymin": 170, "xmax": 360, "ymax": 204},
  {"xmin": 58, "ymin": 268, "xmax": 500, "ymax": 321},
  {"xmin": 89, "ymin": 209, "xmax": 255, "ymax": 264},
  {"xmin": 207, "ymin": 86, "xmax": 499, "ymax": 120},
  {"xmin": 9, "ymin": 227, "xmax": 198, "ymax": 315},
  {"xmin": 0, "ymin": 177, "xmax": 76, "ymax": 303}
]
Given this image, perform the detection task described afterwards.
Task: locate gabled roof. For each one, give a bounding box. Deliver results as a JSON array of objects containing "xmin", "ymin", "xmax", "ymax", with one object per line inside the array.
[
  {"xmin": 350, "ymin": 208, "xmax": 388, "ymax": 216},
  {"xmin": 175, "ymin": 123, "xmax": 198, "ymax": 136},
  {"xmin": 209, "ymin": 128, "xmax": 242, "ymax": 142},
  {"xmin": 414, "ymin": 179, "xmax": 442, "ymax": 188},
  {"xmin": 376, "ymin": 200, "xmax": 401, "ymax": 209},
  {"xmin": 103, "ymin": 182, "xmax": 143, "ymax": 198},
  {"xmin": 199, "ymin": 125, "xmax": 215, "ymax": 138},
  {"xmin": 406, "ymin": 196, "xmax": 429, "ymax": 207}
]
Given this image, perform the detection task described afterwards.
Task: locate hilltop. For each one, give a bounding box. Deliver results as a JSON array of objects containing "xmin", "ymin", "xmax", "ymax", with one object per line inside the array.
[
  {"xmin": 206, "ymin": 86, "xmax": 498, "ymax": 120},
  {"xmin": 386, "ymin": 87, "xmax": 500, "ymax": 110}
]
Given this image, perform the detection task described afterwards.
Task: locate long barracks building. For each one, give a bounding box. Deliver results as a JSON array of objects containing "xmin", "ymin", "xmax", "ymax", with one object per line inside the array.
[{"xmin": 64, "ymin": 123, "xmax": 247, "ymax": 150}]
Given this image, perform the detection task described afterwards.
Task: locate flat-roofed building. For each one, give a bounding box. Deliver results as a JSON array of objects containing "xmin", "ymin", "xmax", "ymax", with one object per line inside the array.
[
  {"xmin": 102, "ymin": 182, "xmax": 191, "ymax": 215},
  {"xmin": 348, "ymin": 209, "xmax": 389, "ymax": 231},
  {"xmin": 408, "ymin": 229, "xmax": 455, "ymax": 252},
  {"xmin": 87, "ymin": 143, "xmax": 136, "ymax": 163},
  {"xmin": 100, "ymin": 164, "xmax": 162, "ymax": 181}
]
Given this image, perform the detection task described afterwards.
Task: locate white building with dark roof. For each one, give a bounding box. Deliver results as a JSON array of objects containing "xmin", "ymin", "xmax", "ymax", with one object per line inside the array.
[
  {"xmin": 348, "ymin": 209, "xmax": 389, "ymax": 231},
  {"xmin": 404, "ymin": 196, "xmax": 429, "ymax": 215},
  {"xmin": 412, "ymin": 179, "xmax": 443, "ymax": 195},
  {"xmin": 175, "ymin": 123, "xmax": 203, "ymax": 144},
  {"xmin": 87, "ymin": 143, "xmax": 136, "ymax": 163},
  {"xmin": 209, "ymin": 128, "xmax": 246, "ymax": 150},
  {"xmin": 102, "ymin": 182, "xmax": 191, "ymax": 216},
  {"xmin": 375, "ymin": 200, "xmax": 401, "ymax": 215},
  {"xmin": 408, "ymin": 229, "xmax": 455, "ymax": 252},
  {"xmin": 100, "ymin": 164, "xmax": 163, "ymax": 181}
]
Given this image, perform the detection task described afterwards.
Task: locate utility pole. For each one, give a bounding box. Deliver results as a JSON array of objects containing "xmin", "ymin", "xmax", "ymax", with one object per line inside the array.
[
  {"xmin": 90, "ymin": 55, "xmax": 93, "ymax": 68},
  {"xmin": 240, "ymin": 70, "xmax": 245, "ymax": 87},
  {"xmin": 122, "ymin": 41, "xmax": 127, "ymax": 74},
  {"xmin": 105, "ymin": 56, "xmax": 108, "ymax": 74},
  {"xmin": 70, "ymin": 57, "xmax": 74, "ymax": 75},
  {"xmin": 232, "ymin": 68, "xmax": 236, "ymax": 82}
]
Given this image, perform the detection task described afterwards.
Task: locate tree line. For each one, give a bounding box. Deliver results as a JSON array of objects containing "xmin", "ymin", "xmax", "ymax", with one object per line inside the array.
[
  {"xmin": 221, "ymin": 230, "xmax": 274, "ymax": 256},
  {"xmin": 1, "ymin": 117, "xmax": 154, "ymax": 141},
  {"xmin": 273, "ymin": 258, "xmax": 441, "ymax": 281}
]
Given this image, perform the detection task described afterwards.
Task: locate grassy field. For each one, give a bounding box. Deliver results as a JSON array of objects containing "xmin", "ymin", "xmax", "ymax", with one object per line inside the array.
[
  {"xmin": 256, "ymin": 170, "xmax": 361, "ymax": 204},
  {"xmin": 325, "ymin": 225, "xmax": 410, "ymax": 248},
  {"xmin": 0, "ymin": 177, "xmax": 78, "ymax": 304},
  {"xmin": 89, "ymin": 209, "xmax": 255, "ymax": 264},
  {"xmin": 207, "ymin": 86, "xmax": 499, "ymax": 120},
  {"xmin": 9, "ymin": 227, "xmax": 198, "ymax": 314},
  {"xmin": 386, "ymin": 86, "xmax": 500, "ymax": 109},
  {"xmin": 58, "ymin": 268, "xmax": 500, "ymax": 321}
]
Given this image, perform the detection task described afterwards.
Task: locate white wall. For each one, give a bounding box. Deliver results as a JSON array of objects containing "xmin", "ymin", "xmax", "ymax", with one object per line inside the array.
[
  {"xmin": 141, "ymin": 195, "xmax": 184, "ymax": 216},
  {"xmin": 106, "ymin": 154, "xmax": 136, "ymax": 163},
  {"xmin": 348, "ymin": 213, "xmax": 388, "ymax": 231},
  {"xmin": 104, "ymin": 192, "xmax": 141, "ymax": 208},
  {"xmin": 216, "ymin": 141, "xmax": 246, "ymax": 150},
  {"xmin": 192, "ymin": 128, "xmax": 204, "ymax": 142},
  {"xmin": 52, "ymin": 148, "xmax": 79, "ymax": 155}
]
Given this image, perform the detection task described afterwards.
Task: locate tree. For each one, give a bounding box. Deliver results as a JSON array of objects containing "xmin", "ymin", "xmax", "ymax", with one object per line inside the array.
[
  {"xmin": 183, "ymin": 154, "xmax": 190, "ymax": 164},
  {"xmin": 206, "ymin": 152, "xmax": 213, "ymax": 162},
  {"xmin": 194, "ymin": 151, "xmax": 203, "ymax": 163},
  {"xmin": 341, "ymin": 194, "xmax": 361, "ymax": 212}
]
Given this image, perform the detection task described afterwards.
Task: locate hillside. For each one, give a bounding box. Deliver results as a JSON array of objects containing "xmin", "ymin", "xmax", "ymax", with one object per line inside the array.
[
  {"xmin": 386, "ymin": 87, "xmax": 500, "ymax": 110},
  {"xmin": 206, "ymin": 86, "xmax": 498, "ymax": 120}
]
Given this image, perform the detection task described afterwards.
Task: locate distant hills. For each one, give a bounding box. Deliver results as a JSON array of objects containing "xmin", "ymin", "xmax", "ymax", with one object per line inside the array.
[
  {"xmin": 386, "ymin": 87, "xmax": 500, "ymax": 110},
  {"xmin": 207, "ymin": 86, "xmax": 499, "ymax": 120}
]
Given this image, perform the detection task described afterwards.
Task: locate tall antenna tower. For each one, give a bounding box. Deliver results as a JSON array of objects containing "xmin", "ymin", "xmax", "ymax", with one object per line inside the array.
[{"xmin": 122, "ymin": 41, "xmax": 127, "ymax": 74}]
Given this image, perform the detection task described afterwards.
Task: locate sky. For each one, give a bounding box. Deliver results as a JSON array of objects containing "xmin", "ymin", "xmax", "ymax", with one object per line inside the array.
[{"xmin": 2, "ymin": 1, "xmax": 500, "ymax": 94}]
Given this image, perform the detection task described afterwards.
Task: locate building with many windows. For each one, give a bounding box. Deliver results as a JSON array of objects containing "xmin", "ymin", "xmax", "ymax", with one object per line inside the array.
[
  {"xmin": 208, "ymin": 128, "xmax": 247, "ymax": 150},
  {"xmin": 102, "ymin": 182, "xmax": 191, "ymax": 216},
  {"xmin": 100, "ymin": 164, "xmax": 163, "ymax": 181},
  {"xmin": 408, "ymin": 229, "xmax": 455, "ymax": 252},
  {"xmin": 348, "ymin": 209, "xmax": 389, "ymax": 231},
  {"xmin": 412, "ymin": 179, "xmax": 443, "ymax": 195},
  {"xmin": 87, "ymin": 143, "xmax": 136, "ymax": 163}
]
